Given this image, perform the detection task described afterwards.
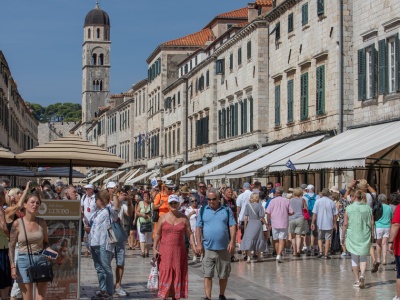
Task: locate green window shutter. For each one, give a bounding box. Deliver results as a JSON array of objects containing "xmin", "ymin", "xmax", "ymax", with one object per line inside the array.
[
  {"xmin": 288, "ymin": 13, "xmax": 294, "ymax": 33},
  {"xmin": 249, "ymin": 97, "xmax": 253, "ymax": 132},
  {"xmin": 371, "ymin": 44, "xmax": 377, "ymax": 98},
  {"xmin": 378, "ymin": 39, "xmax": 387, "ymax": 95},
  {"xmin": 230, "ymin": 105, "xmax": 234, "ymax": 137},
  {"xmin": 240, "ymin": 102, "xmax": 244, "ymax": 134},
  {"xmin": 275, "ymin": 85, "xmax": 281, "ymax": 126},
  {"xmin": 358, "ymin": 49, "xmax": 366, "ymax": 100},
  {"xmin": 206, "ymin": 70, "xmax": 210, "ymax": 86},
  {"xmin": 222, "ymin": 108, "xmax": 226, "ymax": 139},
  {"xmin": 218, "ymin": 110, "xmax": 222, "ymax": 139},
  {"xmin": 302, "ymin": 3, "xmax": 308, "ymax": 26},
  {"xmin": 396, "ymin": 33, "xmax": 400, "ymax": 92},
  {"xmin": 205, "ymin": 116, "xmax": 209, "ymax": 144},
  {"xmin": 196, "ymin": 120, "xmax": 200, "ymax": 147},
  {"xmin": 238, "ymin": 48, "xmax": 242, "ymax": 65},
  {"xmin": 234, "ymin": 102, "xmax": 239, "ymax": 136},
  {"xmin": 316, "ymin": 65, "xmax": 325, "ymax": 115},
  {"xmin": 287, "ymin": 79, "xmax": 294, "ymax": 123},
  {"xmin": 300, "ymin": 73, "xmax": 309, "ymax": 120},
  {"xmin": 229, "ymin": 53, "xmax": 233, "ymax": 70},
  {"xmin": 317, "ymin": 0, "xmax": 324, "ymax": 16},
  {"xmin": 226, "ymin": 107, "xmax": 230, "ymax": 137},
  {"xmin": 247, "ymin": 41, "xmax": 251, "ymax": 59},
  {"xmin": 243, "ymin": 98, "xmax": 248, "ymax": 133}
]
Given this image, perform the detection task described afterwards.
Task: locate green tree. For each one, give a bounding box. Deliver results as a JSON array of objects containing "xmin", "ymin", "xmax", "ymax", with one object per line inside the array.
[{"xmin": 27, "ymin": 102, "xmax": 82, "ymax": 123}]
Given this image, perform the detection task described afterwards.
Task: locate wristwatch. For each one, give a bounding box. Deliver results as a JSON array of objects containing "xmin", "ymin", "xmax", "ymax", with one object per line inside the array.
[{"xmin": 388, "ymin": 241, "xmax": 394, "ymax": 244}]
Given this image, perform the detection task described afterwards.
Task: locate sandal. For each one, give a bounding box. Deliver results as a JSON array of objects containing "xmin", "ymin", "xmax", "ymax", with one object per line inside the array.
[
  {"xmin": 230, "ymin": 256, "xmax": 239, "ymax": 262},
  {"xmin": 359, "ymin": 276, "xmax": 365, "ymax": 289}
]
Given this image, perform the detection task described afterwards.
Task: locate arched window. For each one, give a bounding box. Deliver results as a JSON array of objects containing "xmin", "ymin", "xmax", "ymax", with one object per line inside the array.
[
  {"xmin": 92, "ymin": 80, "xmax": 96, "ymax": 91},
  {"xmin": 88, "ymin": 28, "xmax": 91, "ymax": 39},
  {"xmin": 92, "ymin": 53, "xmax": 97, "ymax": 65},
  {"xmin": 99, "ymin": 54, "xmax": 104, "ymax": 65},
  {"xmin": 96, "ymin": 28, "xmax": 100, "ymax": 39},
  {"xmin": 99, "ymin": 80, "xmax": 103, "ymax": 91}
]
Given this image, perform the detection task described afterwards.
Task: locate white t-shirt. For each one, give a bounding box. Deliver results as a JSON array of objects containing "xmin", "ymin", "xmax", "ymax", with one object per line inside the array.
[
  {"xmin": 236, "ymin": 189, "xmax": 252, "ymax": 222},
  {"xmin": 185, "ymin": 206, "xmax": 199, "ymax": 230},
  {"xmin": 81, "ymin": 194, "xmax": 97, "ymax": 223},
  {"xmin": 118, "ymin": 201, "xmax": 129, "ymax": 228}
]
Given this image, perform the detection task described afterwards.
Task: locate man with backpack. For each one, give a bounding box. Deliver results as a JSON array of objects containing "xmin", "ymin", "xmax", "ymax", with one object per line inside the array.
[
  {"xmin": 303, "ymin": 184, "xmax": 320, "ymax": 256},
  {"xmin": 196, "ymin": 188, "xmax": 237, "ymax": 300}
]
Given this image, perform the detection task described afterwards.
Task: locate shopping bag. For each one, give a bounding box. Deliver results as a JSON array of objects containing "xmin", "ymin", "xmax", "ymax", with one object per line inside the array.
[{"xmin": 147, "ymin": 259, "xmax": 158, "ymax": 292}]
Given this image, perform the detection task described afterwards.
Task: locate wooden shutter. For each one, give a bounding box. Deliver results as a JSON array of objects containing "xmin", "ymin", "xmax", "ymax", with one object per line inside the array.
[
  {"xmin": 222, "ymin": 108, "xmax": 226, "ymax": 139},
  {"xmin": 205, "ymin": 116, "xmax": 209, "ymax": 144},
  {"xmin": 300, "ymin": 73, "xmax": 309, "ymax": 120},
  {"xmin": 234, "ymin": 102, "xmax": 239, "ymax": 136},
  {"xmin": 378, "ymin": 39, "xmax": 387, "ymax": 95},
  {"xmin": 316, "ymin": 65, "xmax": 325, "ymax": 115},
  {"xmin": 371, "ymin": 44, "xmax": 377, "ymax": 98},
  {"xmin": 240, "ymin": 102, "xmax": 244, "ymax": 134},
  {"xmin": 288, "ymin": 13, "xmax": 294, "ymax": 33},
  {"xmin": 287, "ymin": 79, "xmax": 294, "ymax": 123},
  {"xmin": 358, "ymin": 49, "xmax": 366, "ymax": 100},
  {"xmin": 196, "ymin": 120, "xmax": 200, "ymax": 147},
  {"xmin": 226, "ymin": 106, "xmax": 230, "ymax": 138},
  {"xmin": 247, "ymin": 41, "xmax": 251, "ymax": 59},
  {"xmin": 396, "ymin": 33, "xmax": 400, "ymax": 92},
  {"xmin": 275, "ymin": 85, "xmax": 281, "ymax": 126},
  {"xmin": 238, "ymin": 48, "xmax": 242, "ymax": 65},
  {"xmin": 218, "ymin": 110, "xmax": 222, "ymax": 139},
  {"xmin": 302, "ymin": 3, "xmax": 308, "ymax": 26},
  {"xmin": 230, "ymin": 53, "xmax": 233, "ymax": 70},
  {"xmin": 249, "ymin": 97, "xmax": 253, "ymax": 132},
  {"xmin": 206, "ymin": 70, "xmax": 210, "ymax": 86},
  {"xmin": 243, "ymin": 98, "xmax": 248, "ymax": 133}
]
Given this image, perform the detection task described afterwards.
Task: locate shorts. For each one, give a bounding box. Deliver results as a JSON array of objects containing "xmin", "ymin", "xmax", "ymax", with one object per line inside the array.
[
  {"xmin": 318, "ymin": 229, "xmax": 333, "ymax": 241},
  {"xmin": 138, "ymin": 223, "xmax": 153, "ymax": 244},
  {"xmin": 289, "ymin": 217, "xmax": 305, "ymax": 235},
  {"xmin": 0, "ymin": 248, "xmax": 12, "ymax": 289},
  {"xmin": 16, "ymin": 252, "xmax": 48, "ymax": 284},
  {"xmin": 272, "ymin": 228, "xmax": 288, "ymax": 240},
  {"xmin": 114, "ymin": 241, "xmax": 125, "ymax": 266},
  {"xmin": 202, "ymin": 249, "xmax": 231, "ymax": 279},
  {"xmin": 305, "ymin": 219, "xmax": 318, "ymax": 237},
  {"xmin": 375, "ymin": 228, "xmax": 390, "ymax": 239}
]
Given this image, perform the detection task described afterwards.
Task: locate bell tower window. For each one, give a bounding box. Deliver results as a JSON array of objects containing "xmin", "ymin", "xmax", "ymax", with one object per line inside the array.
[
  {"xmin": 96, "ymin": 28, "xmax": 100, "ymax": 38},
  {"xmin": 99, "ymin": 54, "xmax": 104, "ymax": 65},
  {"xmin": 88, "ymin": 28, "xmax": 91, "ymax": 39},
  {"xmin": 92, "ymin": 54, "xmax": 97, "ymax": 65}
]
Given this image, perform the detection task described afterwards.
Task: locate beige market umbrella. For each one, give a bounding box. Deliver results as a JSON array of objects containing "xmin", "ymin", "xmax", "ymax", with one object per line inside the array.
[
  {"xmin": 16, "ymin": 134, "xmax": 125, "ymax": 184},
  {"xmin": 0, "ymin": 147, "xmax": 19, "ymax": 165}
]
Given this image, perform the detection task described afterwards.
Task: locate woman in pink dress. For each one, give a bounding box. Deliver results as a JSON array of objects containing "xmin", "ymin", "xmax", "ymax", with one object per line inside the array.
[{"xmin": 153, "ymin": 194, "xmax": 195, "ymax": 300}]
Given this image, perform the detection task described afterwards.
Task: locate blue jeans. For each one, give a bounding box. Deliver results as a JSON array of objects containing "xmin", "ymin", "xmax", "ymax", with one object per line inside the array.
[{"xmin": 91, "ymin": 245, "xmax": 113, "ymax": 294}]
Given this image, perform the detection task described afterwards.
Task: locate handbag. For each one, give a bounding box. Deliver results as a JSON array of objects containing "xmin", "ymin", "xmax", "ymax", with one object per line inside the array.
[
  {"xmin": 140, "ymin": 221, "xmax": 153, "ymax": 233},
  {"xmin": 107, "ymin": 208, "xmax": 128, "ymax": 244},
  {"xmin": 302, "ymin": 208, "xmax": 311, "ymax": 221},
  {"xmin": 147, "ymin": 258, "xmax": 159, "ymax": 291},
  {"xmin": 20, "ymin": 219, "xmax": 53, "ymax": 283}
]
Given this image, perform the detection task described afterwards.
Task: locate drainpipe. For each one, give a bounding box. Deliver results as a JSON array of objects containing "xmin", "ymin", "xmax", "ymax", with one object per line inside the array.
[
  {"xmin": 338, "ymin": 0, "xmax": 344, "ymax": 133},
  {"xmin": 185, "ymin": 79, "xmax": 189, "ymax": 164}
]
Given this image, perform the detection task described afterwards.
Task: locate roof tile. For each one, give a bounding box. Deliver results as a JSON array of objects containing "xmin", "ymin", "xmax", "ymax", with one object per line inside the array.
[
  {"xmin": 256, "ymin": 0, "xmax": 273, "ymax": 5},
  {"xmin": 163, "ymin": 28, "xmax": 214, "ymax": 47},
  {"xmin": 216, "ymin": 7, "xmax": 248, "ymax": 19}
]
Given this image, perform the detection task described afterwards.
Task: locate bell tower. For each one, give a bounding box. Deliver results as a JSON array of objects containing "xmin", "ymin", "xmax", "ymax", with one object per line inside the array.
[{"xmin": 82, "ymin": 3, "xmax": 111, "ymax": 137}]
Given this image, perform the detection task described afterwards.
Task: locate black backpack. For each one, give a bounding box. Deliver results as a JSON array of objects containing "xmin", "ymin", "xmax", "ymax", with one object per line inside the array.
[{"xmin": 373, "ymin": 201, "xmax": 383, "ymax": 222}]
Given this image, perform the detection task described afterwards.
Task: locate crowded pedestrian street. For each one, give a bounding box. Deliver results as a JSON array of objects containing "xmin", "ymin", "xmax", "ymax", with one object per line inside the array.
[{"xmin": 80, "ymin": 247, "xmax": 397, "ymax": 299}]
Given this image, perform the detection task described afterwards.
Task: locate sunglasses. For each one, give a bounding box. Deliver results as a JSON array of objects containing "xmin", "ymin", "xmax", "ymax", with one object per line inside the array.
[
  {"xmin": 169, "ymin": 201, "xmax": 179, "ymax": 205},
  {"xmin": 167, "ymin": 188, "xmax": 174, "ymax": 191},
  {"xmin": 191, "ymin": 200, "xmax": 197, "ymax": 203},
  {"xmin": 207, "ymin": 197, "xmax": 217, "ymax": 201},
  {"xmin": 199, "ymin": 186, "xmax": 206, "ymax": 188}
]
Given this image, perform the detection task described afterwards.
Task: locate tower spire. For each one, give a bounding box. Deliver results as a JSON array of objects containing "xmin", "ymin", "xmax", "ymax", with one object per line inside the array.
[{"xmin": 96, "ymin": 0, "xmax": 99, "ymax": 8}]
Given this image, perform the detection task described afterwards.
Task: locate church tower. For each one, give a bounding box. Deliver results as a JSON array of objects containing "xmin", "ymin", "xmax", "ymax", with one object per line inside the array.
[{"xmin": 82, "ymin": 3, "xmax": 110, "ymax": 138}]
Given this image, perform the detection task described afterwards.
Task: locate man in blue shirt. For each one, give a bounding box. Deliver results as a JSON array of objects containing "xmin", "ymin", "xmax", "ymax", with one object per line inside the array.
[{"xmin": 196, "ymin": 188, "xmax": 237, "ymax": 300}]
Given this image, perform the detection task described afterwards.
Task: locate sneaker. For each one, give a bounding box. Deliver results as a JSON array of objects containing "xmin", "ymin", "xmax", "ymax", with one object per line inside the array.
[
  {"xmin": 306, "ymin": 250, "xmax": 311, "ymax": 256},
  {"xmin": 371, "ymin": 262, "xmax": 380, "ymax": 273},
  {"xmin": 193, "ymin": 256, "xmax": 198, "ymax": 263},
  {"xmin": 313, "ymin": 250, "xmax": 319, "ymax": 256},
  {"xmin": 316, "ymin": 253, "xmax": 324, "ymax": 258},
  {"xmin": 199, "ymin": 255, "xmax": 203, "ymax": 262},
  {"xmin": 392, "ymin": 295, "xmax": 399, "ymax": 300},
  {"xmin": 114, "ymin": 287, "xmax": 127, "ymax": 296},
  {"xmin": 219, "ymin": 295, "xmax": 227, "ymax": 300},
  {"xmin": 237, "ymin": 250, "xmax": 242, "ymax": 255},
  {"xmin": 359, "ymin": 276, "xmax": 365, "ymax": 289},
  {"xmin": 231, "ymin": 256, "xmax": 239, "ymax": 262},
  {"xmin": 353, "ymin": 281, "xmax": 360, "ymax": 287},
  {"xmin": 341, "ymin": 252, "xmax": 347, "ymax": 257},
  {"xmin": 95, "ymin": 291, "xmax": 106, "ymax": 298},
  {"xmin": 243, "ymin": 255, "xmax": 248, "ymax": 261},
  {"xmin": 276, "ymin": 255, "xmax": 283, "ymax": 263},
  {"xmin": 272, "ymin": 250, "xmax": 277, "ymax": 257}
]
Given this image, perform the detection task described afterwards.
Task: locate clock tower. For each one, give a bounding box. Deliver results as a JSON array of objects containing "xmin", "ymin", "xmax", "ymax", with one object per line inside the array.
[{"xmin": 82, "ymin": 3, "xmax": 111, "ymax": 138}]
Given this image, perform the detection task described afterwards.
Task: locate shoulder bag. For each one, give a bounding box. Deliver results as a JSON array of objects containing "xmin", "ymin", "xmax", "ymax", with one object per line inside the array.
[
  {"xmin": 152, "ymin": 194, "xmax": 161, "ymax": 222},
  {"xmin": 248, "ymin": 203, "xmax": 267, "ymax": 225},
  {"xmin": 107, "ymin": 207, "xmax": 128, "ymax": 244},
  {"xmin": 21, "ymin": 218, "xmax": 53, "ymax": 283}
]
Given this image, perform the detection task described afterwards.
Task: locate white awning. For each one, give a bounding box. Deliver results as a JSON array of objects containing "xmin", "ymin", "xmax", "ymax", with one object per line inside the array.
[
  {"xmin": 180, "ymin": 150, "xmax": 247, "ymax": 182},
  {"xmin": 104, "ymin": 170, "xmax": 125, "ymax": 184},
  {"xmin": 162, "ymin": 163, "xmax": 194, "ymax": 180},
  {"xmin": 227, "ymin": 135, "xmax": 325, "ymax": 178},
  {"xmin": 205, "ymin": 144, "xmax": 286, "ymax": 180},
  {"xmin": 123, "ymin": 169, "xmax": 141, "ymax": 184},
  {"xmin": 270, "ymin": 121, "xmax": 400, "ymax": 171},
  {"xmin": 89, "ymin": 172, "xmax": 109, "ymax": 184},
  {"xmin": 118, "ymin": 169, "xmax": 136, "ymax": 183},
  {"xmin": 125, "ymin": 170, "xmax": 158, "ymax": 185}
]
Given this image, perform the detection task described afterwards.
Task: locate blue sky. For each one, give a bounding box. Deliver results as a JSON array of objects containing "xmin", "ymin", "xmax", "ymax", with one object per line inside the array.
[{"xmin": 0, "ymin": 0, "xmax": 248, "ymax": 107}]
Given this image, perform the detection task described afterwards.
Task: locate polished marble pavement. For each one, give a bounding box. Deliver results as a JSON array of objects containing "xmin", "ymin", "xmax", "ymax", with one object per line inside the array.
[{"xmin": 79, "ymin": 248, "xmax": 397, "ymax": 299}]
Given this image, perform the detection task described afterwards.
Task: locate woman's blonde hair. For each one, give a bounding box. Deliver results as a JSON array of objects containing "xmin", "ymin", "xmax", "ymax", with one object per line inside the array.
[
  {"xmin": 250, "ymin": 193, "xmax": 260, "ymax": 203},
  {"xmin": 293, "ymin": 188, "xmax": 303, "ymax": 197},
  {"xmin": 5, "ymin": 188, "xmax": 21, "ymax": 206},
  {"xmin": 354, "ymin": 190, "xmax": 366, "ymax": 203}
]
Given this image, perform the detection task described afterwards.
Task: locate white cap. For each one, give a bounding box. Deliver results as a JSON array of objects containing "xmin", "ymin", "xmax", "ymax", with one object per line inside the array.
[
  {"xmin": 106, "ymin": 182, "xmax": 116, "ymax": 189},
  {"xmin": 306, "ymin": 184, "xmax": 314, "ymax": 191},
  {"xmin": 168, "ymin": 194, "xmax": 180, "ymax": 203},
  {"xmin": 84, "ymin": 184, "xmax": 94, "ymax": 189}
]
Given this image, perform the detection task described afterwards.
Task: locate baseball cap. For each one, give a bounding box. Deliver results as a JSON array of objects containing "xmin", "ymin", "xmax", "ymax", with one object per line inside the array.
[
  {"xmin": 329, "ymin": 186, "xmax": 339, "ymax": 194},
  {"xmin": 274, "ymin": 182, "xmax": 281, "ymax": 187},
  {"xmin": 168, "ymin": 194, "xmax": 180, "ymax": 203},
  {"xmin": 106, "ymin": 182, "xmax": 116, "ymax": 189},
  {"xmin": 84, "ymin": 184, "xmax": 94, "ymax": 189},
  {"xmin": 306, "ymin": 184, "xmax": 314, "ymax": 190},
  {"xmin": 243, "ymin": 182, "xmax": 251, "ymax": 189},
  {"xmin": 300, "ymin": 184, "xmax": 307, "ymax": 189}
]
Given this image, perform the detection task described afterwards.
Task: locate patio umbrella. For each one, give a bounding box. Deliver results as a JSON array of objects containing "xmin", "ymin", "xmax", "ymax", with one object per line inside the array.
[
  {"xmin": 0, "ymin": 165, "xmax": 35, "ymax": 177},
  {"xmin": 35, "ymin": 167, "xmax": 86, "ymax": 179},
  {"xmin": 16, "ymin": 134, "xmax": 125, "ymax": 184},
  {"xmin": 0, "ymin": 147, "xmax": 19, "ymax": 165}
]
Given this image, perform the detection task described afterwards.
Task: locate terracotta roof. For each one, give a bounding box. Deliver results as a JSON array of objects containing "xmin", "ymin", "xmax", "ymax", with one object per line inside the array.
[
  {"xmin": 163, "ymin": 28, "xmax": 214, "ymax": 47},
  {"xmin": 256, "ymin": 0, "xmax": 273, "ymax": 5},
  {"xmin": 216, "ymin": 7, "xmax": 248, "ymax": 19}
]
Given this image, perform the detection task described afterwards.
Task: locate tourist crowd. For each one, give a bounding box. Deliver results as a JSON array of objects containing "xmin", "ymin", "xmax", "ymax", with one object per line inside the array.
[{"xmin": 1, "ymin": 176, "xmax": 400, "ymax": 299}]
